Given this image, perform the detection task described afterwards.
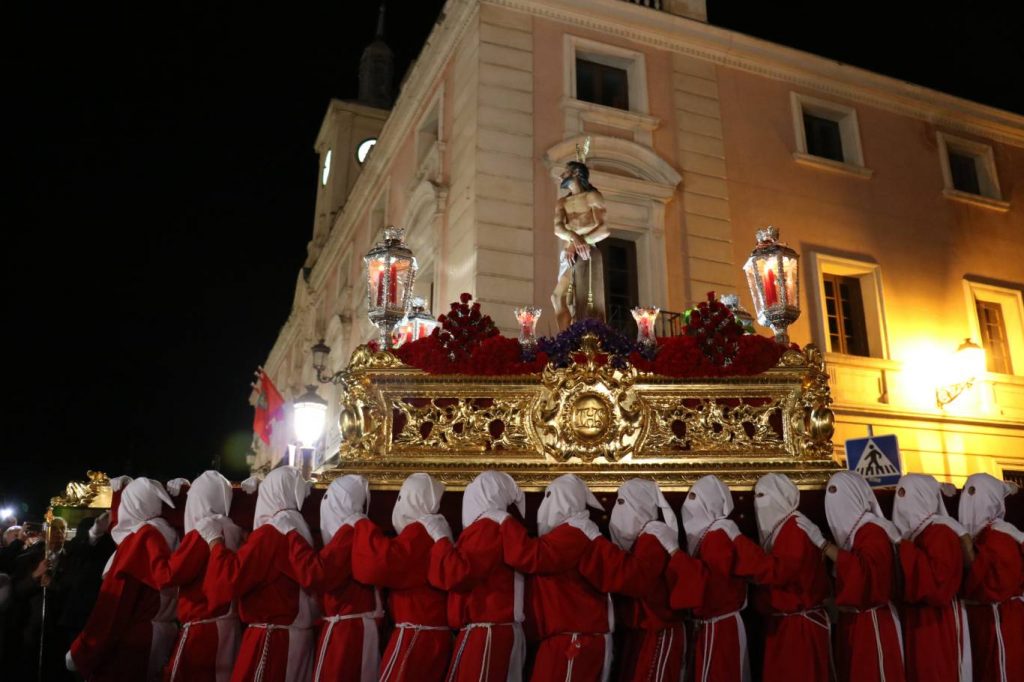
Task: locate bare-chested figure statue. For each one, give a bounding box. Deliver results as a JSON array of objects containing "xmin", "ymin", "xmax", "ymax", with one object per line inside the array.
[{"xmin": 552, "ymin": 140, "xmax": 609, "ymax": 331}]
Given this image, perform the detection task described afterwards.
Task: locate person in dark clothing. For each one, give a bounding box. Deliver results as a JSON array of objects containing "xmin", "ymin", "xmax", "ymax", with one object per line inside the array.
[{"xmin": 59, "ymin": 516, "xmax": 116, "ymax": 641}]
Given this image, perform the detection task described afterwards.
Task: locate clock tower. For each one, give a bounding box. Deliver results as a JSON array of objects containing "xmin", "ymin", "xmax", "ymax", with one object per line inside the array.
[{"xmin": 306, "ymin": 3, "xmax": 394, "ymax": 269}]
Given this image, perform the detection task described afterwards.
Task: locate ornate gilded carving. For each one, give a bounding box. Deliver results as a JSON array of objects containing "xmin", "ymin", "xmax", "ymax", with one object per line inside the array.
[
  {"xmin": 327, "ymin": 338, "xmax": 840, "ymax": 490},
  {"xmin": 51, "ymin": 471, "xmax": 112, "ymax": 509},
  {"xmin": 532, "ymin": 335, "xmax": 646, "ymax": 463}
]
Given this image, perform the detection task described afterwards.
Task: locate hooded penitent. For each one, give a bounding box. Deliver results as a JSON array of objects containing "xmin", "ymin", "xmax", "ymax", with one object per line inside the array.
[
  {"xmin": 609, "ymin": 478, "xmax": 678, "ymax": 550},
  {"xmin": 184, "ymin": 471, "xmax": 232, "ymax": 534},
  {"xmin": 320, "ymin": 475, "xmax": 370, "ymax": 545},
  {"xmin": 958, "ymin": 472, "xmax": 1023, "ymax": 542},
  {"xmin": 536, "ymin": 473, "xmax": 603, "ymax": 536},
  {"xmin": 112, "ymin": 477, "xmax": 178, "ymax": 550},
  {"xmin": 753, "ymin": 473, "xmax": 821, "ymax": 550},
  {"xmin": 681, "ymin": 475, "xmax": 740, "ymax": 554},
  {"xmin": 461, "ymin": 470, "xmax": 525, "ymax": 530},
  {"xmin": 825, "ymin": 471, "xmax": 901, "ymax": 549},
  {"xmin": 254, "ymin": 466, "xmax": 314, "ymax": 543},
  {"xmin": 392, "ymin": 473, "xmax": 445, "ymax": 534},
  {"xmin": 891, "ymin": 473, "xmax": 967, "ymax": 540}
]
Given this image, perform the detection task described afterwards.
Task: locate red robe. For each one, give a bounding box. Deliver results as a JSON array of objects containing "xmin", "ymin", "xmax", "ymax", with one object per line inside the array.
[
  {"xmin": 429, "ymin": 517, "xmax": 524, "ymax": 682},
  {"xmin": 500, "ymin": 521, "xmax": 610, "ymax": 682},
  {"xmin": 668, "ymin": 529, "xmax": 750, "ymax": 682},
  {"xmin": 204, "ymin": 525, "xmax": 317, "ymax": 682},
  {"xmin": 286, "ymin": 527, "xmax": 381, "ymax": 682},
  {"xmin": 832, "ymin": 523, "xmax": 905, "ymax": 682},
  {"xmin": 352, "ymin": 519, "xmax": 452, "ymax": 682},
  {"xmin": 70, "ymin": 524, "xmax": 179, "ymax": 682},
  {"xmin": 579, "ymin": 534, "xmax": 683, "ymax": 682},
  {"xmin": 734, "ymin": 518, "xmax": 831, "ymax": 682},
  {"xmin": 898, "ymin": 523, "xmax": 969, "ymax": 682},
  {"xmin": 160, "ymin": 531, "xmax": 242, "ymax": 682},
  {"xmin": 962, "ymin": 525, "xmax": 1024, "ymax": 682}
]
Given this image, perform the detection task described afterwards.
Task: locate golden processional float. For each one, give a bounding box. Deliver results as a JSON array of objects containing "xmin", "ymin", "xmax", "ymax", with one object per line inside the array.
[{"xmin": 305, "ymin": 220, "xmax": 839, "ymax": 493}]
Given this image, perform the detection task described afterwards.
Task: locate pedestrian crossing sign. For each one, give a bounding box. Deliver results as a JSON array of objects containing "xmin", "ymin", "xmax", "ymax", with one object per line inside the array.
[{"xmin": 845, "ymin": 434, "xmax": 902, "ymax": 487}]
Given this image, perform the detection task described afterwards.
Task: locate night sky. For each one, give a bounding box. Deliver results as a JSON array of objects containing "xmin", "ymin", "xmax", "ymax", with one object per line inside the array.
[{"xmin": 5, "ymin": 1, "xmax": 1022, "ymax": 518}]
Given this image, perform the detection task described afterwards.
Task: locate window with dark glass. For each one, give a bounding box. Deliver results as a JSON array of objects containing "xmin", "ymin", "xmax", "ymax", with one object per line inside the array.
[
  {"xmin": 576, "ymin": 59, "xmax": 629, "ymax": 110},
  {"xmin": 803, "ymin": 113, "xmax": 844, "ymax": 162},
  {"xmin": 599, "ymin": 238, "xmax": 639, "ymax": 335},
  {"xmin": 976, "ymin": 300, "xmax": 1012, "ymax": 374},
  {"xmin": 949, "ymin": 151, "xmax": 982, "ymax": 195},
  {"xmin": 822, "ymin": 273, "xmax": 869, "ymax": 356}
]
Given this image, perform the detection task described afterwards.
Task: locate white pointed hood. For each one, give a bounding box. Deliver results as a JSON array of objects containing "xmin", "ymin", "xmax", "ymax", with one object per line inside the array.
[
  {"xmin": 892, "ymin": 474, "xmax": 967, "ymax": 540},
  {"xmin": 112, "ymin": 477, "xmax": 178, "ymax": 550},
  {"xmin": 610, "ymin": 478, "xmax": 678, "ymax": 550},
  {"xmin": 183, "ymin": 471, "xmax": 233, "ymax": 535},
  {"xmin": 682, "ymin": 475, "xmax": 739, "ymax": 554},
  {"xmin": 825, "ymin": 471, "xmax": 901, "ymax": 549},
  {"xmin": 461, "ymin": 471, "xmax": 525, "ymax": 529},
  {"xmin": 254, "ymin": 466, "xmax": 313, "ymax": 543},
  {"xmin": 958, "ymin": 472, "xmax": 1023, "ymax": 542},
  {"xmin": 320, "ymin": 475, "xmax": 370, "ymax": 545},
  {"xmin": 393, "ymin": 473, "xmax": 445, "ymax": 534},
  {"xmin": 754, "ymin": 473, "xmax": 821, "ymax": 550},
  {"xmin": 537, "ymin": 474, "xmax": 603, "ymax": 536}
]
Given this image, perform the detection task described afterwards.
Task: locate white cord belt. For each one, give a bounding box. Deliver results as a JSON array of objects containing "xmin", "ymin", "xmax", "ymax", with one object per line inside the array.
[{"xmin": 168, "ymin": 614, "xmax": 235, "ymax": 682}]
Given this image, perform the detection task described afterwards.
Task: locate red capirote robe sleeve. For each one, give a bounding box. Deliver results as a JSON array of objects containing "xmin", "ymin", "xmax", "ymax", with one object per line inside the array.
[
  {"xmin": 286, "ymin": 528, "xmax": 353, "ymax": 593},
  {"xmin": 428, "ymin": 520, "xmax": 503, "ymax": 592},
  {"xmin": 579, "ymin": 534, "xmax": 665, "ymax": 597},
  {"xmin": 500, "ymin": 520, "xmax": 590, "ymax": 575},
  {"xmin": 113, "ymin": 524, "xmax": 176, "ymax": 589},
  {"xmin": 735, "ymin": 519, "xmax": 830, "ymax": 614},
  {"xmin": 352, "ymin": 519, "xmax": 424, "ymax": 590},
  {"xmin": 963, "ymin": 526, "xmax": 1024, "ymax": 603},
  {"xmin": 668, "ymin": 529, "xmax": 748, "ymax": 617},
  {"xmin": 204, "ymin": 525, "xmax": 284, "ymax": 611},
  {"xmin": 834, "ymin": 522, "xmax": 897, "ymax": 609},
  {"xmin": 899, "ymin": 523, "xmax": 964, "ymax": 606}
]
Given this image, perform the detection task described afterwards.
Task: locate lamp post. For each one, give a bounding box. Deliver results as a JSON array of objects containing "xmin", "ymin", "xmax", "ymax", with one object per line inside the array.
[
  {"xmin": 936, "ymin": 338, "xmax": 986, "ymax": 408},
  {"xmin": 364, "ymin": 226, "xmax": 418, "ymax": 350},
  {"xmin": 743, "ymin": 226, "xmax": 801, "ymax": 345},
  {"xmin": 293, "ymin": 385, "xmax": 328, "ymax": 479}
]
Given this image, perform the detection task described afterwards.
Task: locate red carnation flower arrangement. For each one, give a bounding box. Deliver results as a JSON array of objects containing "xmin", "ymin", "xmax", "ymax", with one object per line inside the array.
[
  {"xmin": 684, "ymin": 291, "xmax": 745, "ymax": 366},
  {"xmin": 435, "ymin": 292, "xmax": 499, "ymax": 362}
]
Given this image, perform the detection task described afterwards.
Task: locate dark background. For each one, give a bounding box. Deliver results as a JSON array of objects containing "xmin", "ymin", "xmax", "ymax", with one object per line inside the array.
[{"xmin": 3, "ymin": 1, "xmax": 1022, "ymax": 519}]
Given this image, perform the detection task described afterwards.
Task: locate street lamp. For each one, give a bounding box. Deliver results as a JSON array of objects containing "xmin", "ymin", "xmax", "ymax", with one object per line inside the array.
[
  {"xmin": 936, "ymin": 339, "xmax": 986, "ymax": 408},
  {"xmin": 293, "ymin": 385, "xmax": 328, "ymax": 479},
  {"xmin": 743, "ymin": 225, "xmax": 801, "ymax": 345},
  {"xmin": 365, "ymin": 226, "xmax": 418, "ymax": 350}
]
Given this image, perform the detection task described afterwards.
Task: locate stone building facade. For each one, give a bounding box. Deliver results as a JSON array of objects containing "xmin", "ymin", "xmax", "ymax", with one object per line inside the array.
[{"xmin": 256, "ymin": 0, "xmax": 1024, "ymax": 484}]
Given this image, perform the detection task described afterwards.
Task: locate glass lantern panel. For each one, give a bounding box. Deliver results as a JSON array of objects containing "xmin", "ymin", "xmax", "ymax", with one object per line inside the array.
[
  {"xmin": 782, "ymin": 255, "xmax": 799, "ymax": 307},
  {"xmin": 367, "ymin": 258, "xmax": 387, "ymax": 309}
]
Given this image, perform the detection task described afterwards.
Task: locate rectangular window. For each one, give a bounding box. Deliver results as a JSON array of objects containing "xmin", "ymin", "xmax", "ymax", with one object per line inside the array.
[
  {"xmin": 822, "ymin": 273, "xmax": 869, "ymax": 356},
  {"xmin": 948, "ymin": 151, "xmax": 981, "ymax": 195},
  {"xmin": 576, "ymin": 58, "xmax": 629, "ymax": 111},
  {"xmin": 976, "ymin": 300, "xmax": 1013, "ymax": 374},
  {"xmin": 599, "ymin": 238, "xmax": 639, "ymax": 335},
  {"xmin": 803, "ymin": 113, "xmax": 844, "ymax": 162}
]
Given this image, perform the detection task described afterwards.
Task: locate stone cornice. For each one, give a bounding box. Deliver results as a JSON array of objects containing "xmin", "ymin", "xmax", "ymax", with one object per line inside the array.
[{"xmin": 490, "ymin": 0, "xmax": 1024, "ymax": 147}]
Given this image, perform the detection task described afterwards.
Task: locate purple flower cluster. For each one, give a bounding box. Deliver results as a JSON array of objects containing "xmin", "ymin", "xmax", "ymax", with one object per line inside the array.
[{"xmin": 538, "ymin": 318, "xmax": 637, "ymax": 368}]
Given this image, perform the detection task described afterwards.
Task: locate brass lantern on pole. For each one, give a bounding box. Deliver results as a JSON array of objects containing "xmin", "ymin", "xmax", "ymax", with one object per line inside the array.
[
  {"xmin": 364, "ymin": 226, "xmax": 418, "ymax": 350},
  {"xmin": 743, "ymin": 226, "xmax": 800, "ymax": 345}
]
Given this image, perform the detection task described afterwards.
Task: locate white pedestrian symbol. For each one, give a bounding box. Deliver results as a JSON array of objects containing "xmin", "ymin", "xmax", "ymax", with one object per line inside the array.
[{"xmin": 854, "ymin": 440, "xmax": 899, "ymax": 478}]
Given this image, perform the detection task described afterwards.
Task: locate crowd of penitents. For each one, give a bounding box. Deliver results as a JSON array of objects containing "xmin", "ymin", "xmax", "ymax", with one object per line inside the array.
[{"xmin": 63, "ymin": 466, "xmax": 1021, "ymax": 682}]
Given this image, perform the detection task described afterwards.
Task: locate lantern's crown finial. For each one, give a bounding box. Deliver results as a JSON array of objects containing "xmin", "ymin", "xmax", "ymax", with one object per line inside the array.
[
  {"xmin": 755, "ymin": 225, "xmax": 779, "ymax": 244},
  {"xmin": 384, "ymin": 225, "xmax": 405, "ymax": 243}
]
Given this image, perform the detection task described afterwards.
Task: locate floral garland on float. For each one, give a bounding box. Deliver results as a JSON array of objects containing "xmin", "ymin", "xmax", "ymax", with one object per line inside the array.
[{"xmin": 391, "ymin": 292, "xmax": 789, "ymax": 378}]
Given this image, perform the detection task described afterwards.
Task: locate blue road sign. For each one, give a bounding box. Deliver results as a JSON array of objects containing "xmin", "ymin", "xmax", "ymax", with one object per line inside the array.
[{"xmin": 845, "ymin": 434, "xmax": 902, "ymax": 487}]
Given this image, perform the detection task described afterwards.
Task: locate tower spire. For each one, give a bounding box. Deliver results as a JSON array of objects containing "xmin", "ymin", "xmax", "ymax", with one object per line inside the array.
[{"xmin": 358, "ymin": 1, "xmax": 395, "ymax": 109}]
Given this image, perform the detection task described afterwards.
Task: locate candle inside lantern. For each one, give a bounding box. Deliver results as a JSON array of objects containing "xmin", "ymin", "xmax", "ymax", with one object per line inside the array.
[
  {"xmin": 764, "ymin": 267, "xmax": 778, "ymax": 307},
  {"xmin": 388, "ymin": 264, "xmax": 398, "ymax": 305},
  {"xmin": 374, "ymin": 265, "xmax": 386, "ymax": 307}
]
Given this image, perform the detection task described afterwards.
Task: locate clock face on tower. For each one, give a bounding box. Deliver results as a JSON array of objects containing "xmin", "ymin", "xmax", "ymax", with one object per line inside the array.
[
  {"xmin": 356, "ymin": 138, "xmax": 377, "ymax": 165},
  {"xmin": 321, "ymin": 149, "xmax": 332, "ymax": 186}
]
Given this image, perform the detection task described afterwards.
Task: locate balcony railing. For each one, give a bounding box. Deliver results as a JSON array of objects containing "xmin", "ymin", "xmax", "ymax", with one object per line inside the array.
[{"xmin": 620, "ymin": 0, "xmax": 665, "ymax": 9}]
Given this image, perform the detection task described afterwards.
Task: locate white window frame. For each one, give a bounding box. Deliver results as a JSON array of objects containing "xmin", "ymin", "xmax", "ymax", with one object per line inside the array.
[
  {"xmin": 790, "ymin": 92, "xmax": 872, "ymax": 178},
  {"xmin": 565, "ymin": 35, "xmax": 649, "ymax": 115},
  {"xmin": 963, "ymin": 278, "xmax": 1024, "ymax": 376},
  {"xmin": 807, "ymin": 253, "xmax": 890, "ymax": 359},
  {"xmin": 414, "ymin": 87, "xmax": 444, "ymax": 179},
  {"xmin": 937, "ymin": 132, "xmax": 1008, "ymax": 210}
]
